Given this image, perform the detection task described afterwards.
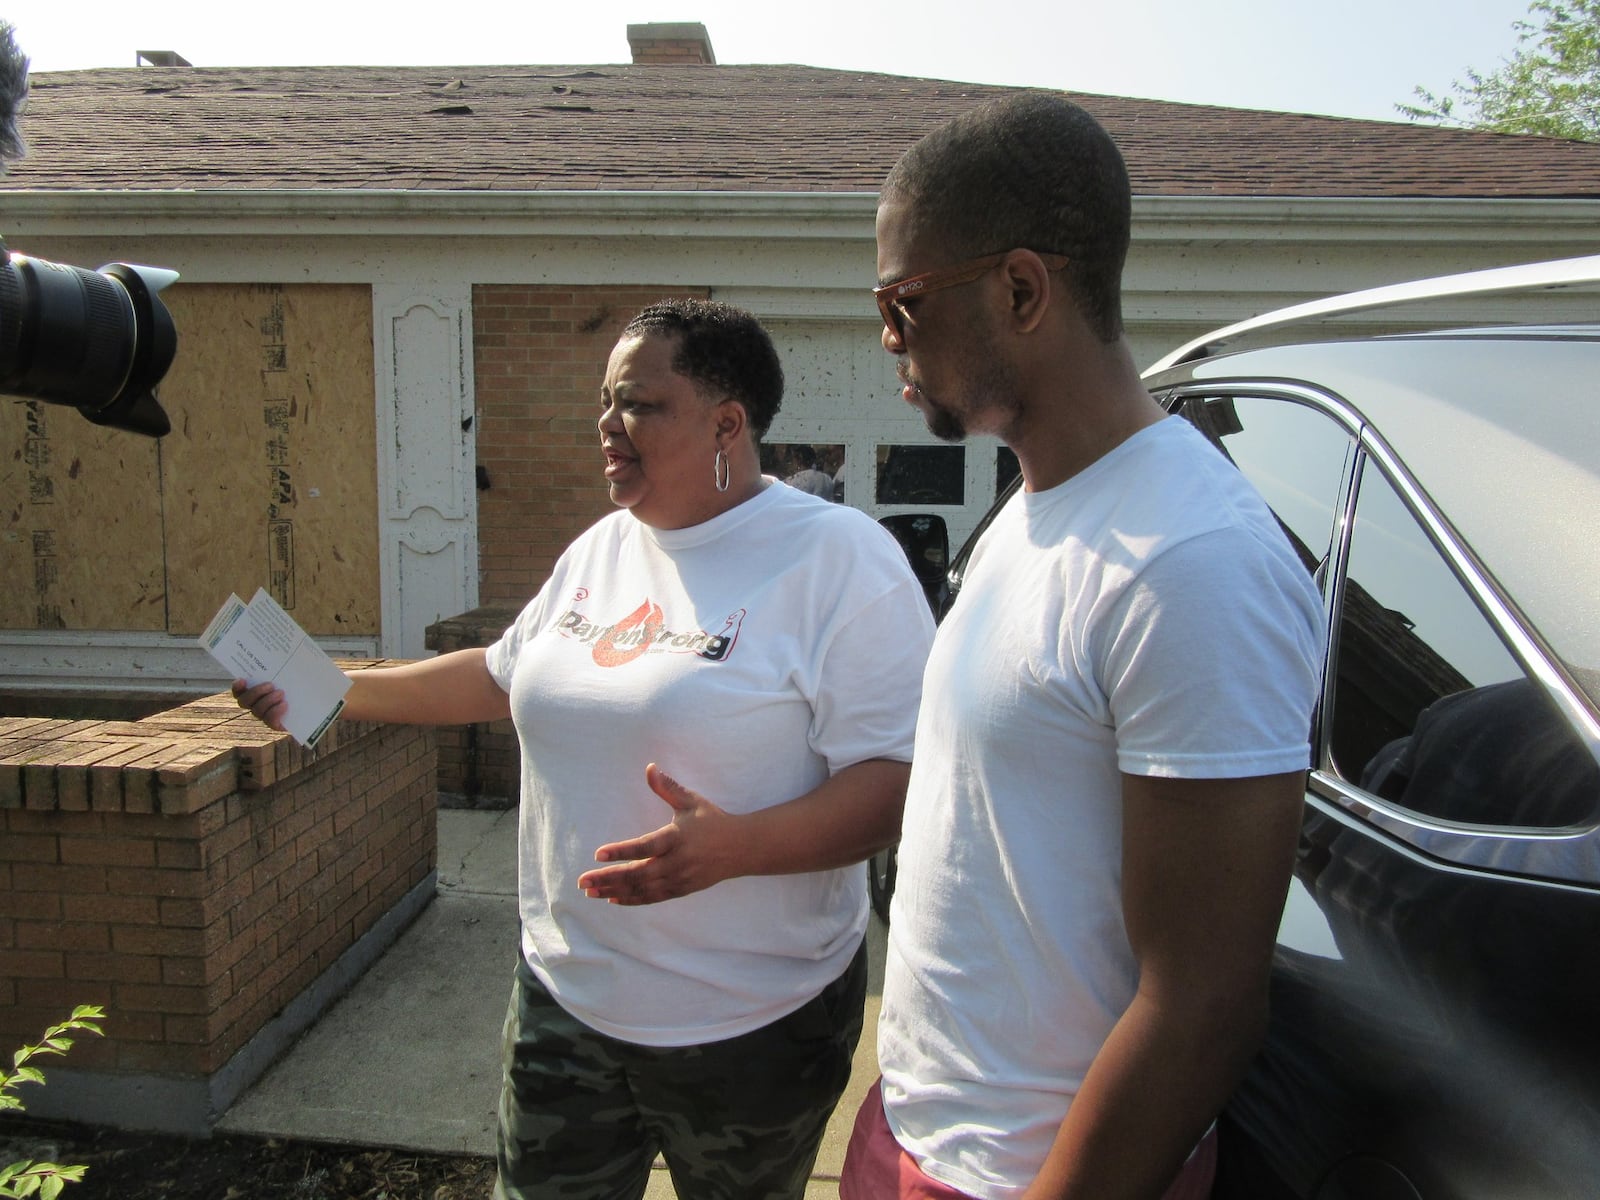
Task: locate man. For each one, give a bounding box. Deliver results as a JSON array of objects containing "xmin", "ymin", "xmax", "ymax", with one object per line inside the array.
[
  {"xmin": 783, "ymin": 444, "xmax": 838, "ymax": 499},
  {"xmin": 841, "ymin": 93, "xmax": 1325, "ymax": 1200}
]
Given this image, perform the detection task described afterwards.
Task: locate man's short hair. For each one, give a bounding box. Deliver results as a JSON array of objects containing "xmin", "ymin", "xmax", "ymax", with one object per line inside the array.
[
  {"xmin": 622, "ymin": 299, "xmax": 784, "ymax": 438},
  {"xmin": 883, "ymin": 92, "xmax": 1131, "ymax": 342}
]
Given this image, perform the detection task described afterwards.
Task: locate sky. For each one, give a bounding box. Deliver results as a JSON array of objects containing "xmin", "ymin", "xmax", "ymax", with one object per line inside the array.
[{"xmin": 2, "ymin": 0, "xmax": 1543, "ymax": 124}]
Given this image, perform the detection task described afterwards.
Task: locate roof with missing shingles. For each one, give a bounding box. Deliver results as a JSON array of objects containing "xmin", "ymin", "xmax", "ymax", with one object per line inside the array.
[{"xmin": 4, "ymin": 62, "xmax": 1599, "ymax": 197}]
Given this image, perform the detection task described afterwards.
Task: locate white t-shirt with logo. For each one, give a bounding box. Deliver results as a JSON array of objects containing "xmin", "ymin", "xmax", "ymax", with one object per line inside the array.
[
  {"xmin": 486, "ymin": 481, "xmax": 934, "ymax": 1047},
  {"xmin": 878, "ymin": 417, "xmax": 1326, "ymax": 1197}
]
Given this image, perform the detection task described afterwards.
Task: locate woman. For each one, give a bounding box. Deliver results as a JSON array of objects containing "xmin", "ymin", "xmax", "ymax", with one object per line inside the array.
[{"xmin": 236, "ymin": 299, "xmax": 934, "ymax": 1200}]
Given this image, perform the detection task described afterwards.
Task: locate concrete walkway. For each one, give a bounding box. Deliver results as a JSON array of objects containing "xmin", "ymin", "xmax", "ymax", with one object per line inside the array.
[{"xmin": 218, "ymin": 807, "xmax": 886, "ymax": 1198}]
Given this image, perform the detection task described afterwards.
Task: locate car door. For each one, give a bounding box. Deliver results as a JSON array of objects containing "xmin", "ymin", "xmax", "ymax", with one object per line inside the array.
[{"xmin": 1180, "ymin": 385, "xmax": 1600, "ymax": 1200}]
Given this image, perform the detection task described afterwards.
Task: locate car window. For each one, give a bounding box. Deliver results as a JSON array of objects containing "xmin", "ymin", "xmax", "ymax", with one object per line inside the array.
[
  {"xmin": 1329, "ymin": 460, "xmax": 1598, "ymax": 829},
  {"xmin": 1176, "ymin": 394, "xmax": 1350, "ymax": 585}
]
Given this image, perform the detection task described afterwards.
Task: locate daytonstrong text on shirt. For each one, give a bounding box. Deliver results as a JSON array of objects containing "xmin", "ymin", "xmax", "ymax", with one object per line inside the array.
[{"xmin": 548, "ymin": 592, "xmax": 747, "ymax": 666}]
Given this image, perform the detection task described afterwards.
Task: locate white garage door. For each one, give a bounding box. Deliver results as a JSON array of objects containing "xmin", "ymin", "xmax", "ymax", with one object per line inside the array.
[{"xmin": 761, "ymin": 319, "xmax": 1013, "ymax": 554}]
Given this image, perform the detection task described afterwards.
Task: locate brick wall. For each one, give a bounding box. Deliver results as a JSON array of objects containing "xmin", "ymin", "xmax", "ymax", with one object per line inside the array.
[
  {"xmin": 626, "ymin": 23, "xmax": 716, "ymax": 66},
  {"xmin": 630, "ymin": 39, "xmax": 714, "ymax": 65},
  {"xmin": 471, "ymin": 285, "xmax": 709, "ymax": 606},
  {"xmin": 425, "ymin": 606, "xmax": 520, "ymax": 805},
  {"xmin": 0, "ymin": 670, "xmax": 437, "ymax": 1131}
]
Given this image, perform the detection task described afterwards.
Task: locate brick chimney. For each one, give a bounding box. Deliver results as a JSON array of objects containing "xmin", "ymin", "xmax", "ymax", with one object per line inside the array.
[{"xmin": 627, "ymin": 22, "xmax": 716, "ymax": 65}]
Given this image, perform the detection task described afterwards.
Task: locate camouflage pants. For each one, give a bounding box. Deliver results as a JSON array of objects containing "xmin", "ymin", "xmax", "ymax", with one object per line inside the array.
[{"xmin": 493, "ymin": 939, "xmax": 867, "ymax": 1200}]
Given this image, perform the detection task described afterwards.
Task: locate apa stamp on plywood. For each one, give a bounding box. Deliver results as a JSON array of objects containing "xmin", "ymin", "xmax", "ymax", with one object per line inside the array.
[{"xmin": 260, "ymin": 287, "xmax": 296, "ymax": 610}]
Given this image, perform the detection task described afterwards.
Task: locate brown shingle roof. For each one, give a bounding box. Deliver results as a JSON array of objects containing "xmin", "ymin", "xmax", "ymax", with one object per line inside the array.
[{"xmin": 5, "ymin": 63, "xmax": 1599, "ymax": 197}]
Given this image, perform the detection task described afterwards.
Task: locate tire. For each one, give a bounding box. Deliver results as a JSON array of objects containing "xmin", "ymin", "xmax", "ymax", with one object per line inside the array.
[{"xmin": 868, "ymin": 845, "xmax": 897, "ymax": 925}]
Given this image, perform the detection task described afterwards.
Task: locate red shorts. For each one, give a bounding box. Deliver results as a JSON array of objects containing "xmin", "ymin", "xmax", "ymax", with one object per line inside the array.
[{"xmin": 839, "ymin": 1080, "xmax": 1218, "ymax": 1200}]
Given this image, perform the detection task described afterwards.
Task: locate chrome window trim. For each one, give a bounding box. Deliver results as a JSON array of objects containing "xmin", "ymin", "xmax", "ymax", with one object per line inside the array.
[
  {"xmin": 1309, "ymin": 769, "xmax": 1600, "ymax": 886},
  {"xmin": 1162, "ymin": 379, "xmax": 1600, "ymax": 886},
  {"xmin": 1305, "ymin": 776, "xmax": 1600, "ymax": 893},
  {"xmin": 1355, "ymin": 430, "xmax": 1598, "ymax": 745},
  {"xmin": 1336, "ymin": 432, "xmax": 1600, "ymax": 882}
]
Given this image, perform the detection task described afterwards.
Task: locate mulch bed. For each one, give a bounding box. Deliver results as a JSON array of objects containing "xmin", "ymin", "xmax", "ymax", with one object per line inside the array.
[{"xmin": 0, "ymin": 1118, "xmax": 495, "ymax": 1200}]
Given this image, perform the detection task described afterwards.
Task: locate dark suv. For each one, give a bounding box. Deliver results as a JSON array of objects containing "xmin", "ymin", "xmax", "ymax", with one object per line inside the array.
[{"xmin": 877, "ymin": 256, "xmax": 1600, "ymax": 1200}]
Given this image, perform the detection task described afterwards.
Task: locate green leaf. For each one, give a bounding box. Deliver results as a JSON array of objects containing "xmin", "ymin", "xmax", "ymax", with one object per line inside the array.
[
  {"xmin": 1402, "ymin": 0, "xmax": 1600, "ymax": 140},
  {"xmin": 0, "ymin": 1163, "xmax": 88, "ymax": 1200}
]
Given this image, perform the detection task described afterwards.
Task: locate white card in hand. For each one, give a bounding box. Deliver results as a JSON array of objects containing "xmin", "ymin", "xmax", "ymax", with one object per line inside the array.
[{"xmin": 200, "ymin": 587, "xmax": 351, "ymax": 749}]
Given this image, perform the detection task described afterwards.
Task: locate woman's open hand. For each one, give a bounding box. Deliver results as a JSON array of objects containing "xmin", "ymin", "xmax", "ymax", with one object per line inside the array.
[{"xmin": 578, "ymin": 763, "xmax": 742, "ymax": 905}]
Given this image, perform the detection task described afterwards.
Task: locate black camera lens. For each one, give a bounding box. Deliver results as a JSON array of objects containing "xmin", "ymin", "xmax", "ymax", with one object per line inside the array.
[{"xmin": 0, "ymin": 248, "xmax": 178, "ymax": 437}]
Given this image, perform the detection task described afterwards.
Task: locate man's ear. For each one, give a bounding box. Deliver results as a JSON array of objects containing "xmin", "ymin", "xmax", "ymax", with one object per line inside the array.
[{"xmin": 1000, "ymin": 250, "xmax": 1055, "ymax": 334}]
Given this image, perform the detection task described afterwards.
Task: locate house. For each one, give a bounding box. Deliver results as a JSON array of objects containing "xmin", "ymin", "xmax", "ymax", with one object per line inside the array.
[{"xmin": 4, "ymin": 21, "xmax": 1599, "ymax": 692}]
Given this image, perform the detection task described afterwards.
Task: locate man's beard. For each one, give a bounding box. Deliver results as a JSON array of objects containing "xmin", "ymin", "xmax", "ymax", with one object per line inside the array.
[
  {"xmin": 922, "ymin": 391, "xmax": 968, "ymax": 442},
  {"xmin": 898, "ymin": 375, "xmax": 969, "ymax": 442},
  {"xmin": 906, "ymin": 356, "xmax": 1021, "ymax": 445}
]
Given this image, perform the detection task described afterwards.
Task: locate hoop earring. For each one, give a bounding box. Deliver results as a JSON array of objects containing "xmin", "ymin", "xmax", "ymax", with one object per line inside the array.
[{"xmin": 713, "ymin": 448, "xmax": 730, "ymax": 493}]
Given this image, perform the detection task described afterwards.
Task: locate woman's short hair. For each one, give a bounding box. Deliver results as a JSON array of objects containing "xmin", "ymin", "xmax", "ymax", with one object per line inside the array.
[
  {"xmin": 883, "ymin": 92, "xmax": 1131, "ymax": 342},
  {"xmin": 622, "ymin": 299, "xmax": 785, "ymax": 438}
]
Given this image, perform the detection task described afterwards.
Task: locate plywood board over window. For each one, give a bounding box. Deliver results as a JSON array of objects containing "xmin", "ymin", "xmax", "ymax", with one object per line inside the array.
[
  {"xmin": 0, "ymin": 283, "xmax": 380, "ymax": 638},
  {"xmin": 0, "ymin": 397, "xmax": 166, "ymax": 630}
]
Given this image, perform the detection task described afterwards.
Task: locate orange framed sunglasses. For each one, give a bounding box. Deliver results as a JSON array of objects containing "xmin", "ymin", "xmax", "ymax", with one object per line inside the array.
[{"xmin": 873, "ymin": 250, "xmax": 1070, "ymax": 341}]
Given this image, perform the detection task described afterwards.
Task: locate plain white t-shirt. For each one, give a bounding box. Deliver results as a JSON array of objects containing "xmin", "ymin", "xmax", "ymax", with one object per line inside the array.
[
  {"xmin": 878, "ymin": 417, "xmax": 1325, "ymax": 1197},
  {"xmin": 486, "ymin": 481, "xmax": 934, "ymax": 1047}
]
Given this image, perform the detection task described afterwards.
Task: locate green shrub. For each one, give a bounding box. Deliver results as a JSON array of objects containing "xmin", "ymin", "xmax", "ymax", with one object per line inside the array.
[{"xmin": 0, "ymin": 1006, "xmax": 105, "ymax": 1199}]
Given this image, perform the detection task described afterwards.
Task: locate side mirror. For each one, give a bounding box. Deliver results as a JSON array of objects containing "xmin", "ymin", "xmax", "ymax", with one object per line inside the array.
[{"xmin": 879, "ymin": 513, "xmax": 949, "ymax": 613}]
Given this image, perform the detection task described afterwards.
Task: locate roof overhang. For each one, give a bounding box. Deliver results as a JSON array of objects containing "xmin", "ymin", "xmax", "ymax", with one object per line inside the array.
[
  {"xmin": 3, "ymin": 190, "xmax": 1600, "ymax": 245},
  {"xmin": 0, "ymin": 189, "xmax": 884, "ymax": 241}
]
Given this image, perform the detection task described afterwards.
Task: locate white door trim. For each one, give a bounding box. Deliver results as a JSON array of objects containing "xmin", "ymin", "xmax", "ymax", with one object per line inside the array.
[{"xmin": 372, "ymin": 284, "xmax": 479, "ymax": 660}]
